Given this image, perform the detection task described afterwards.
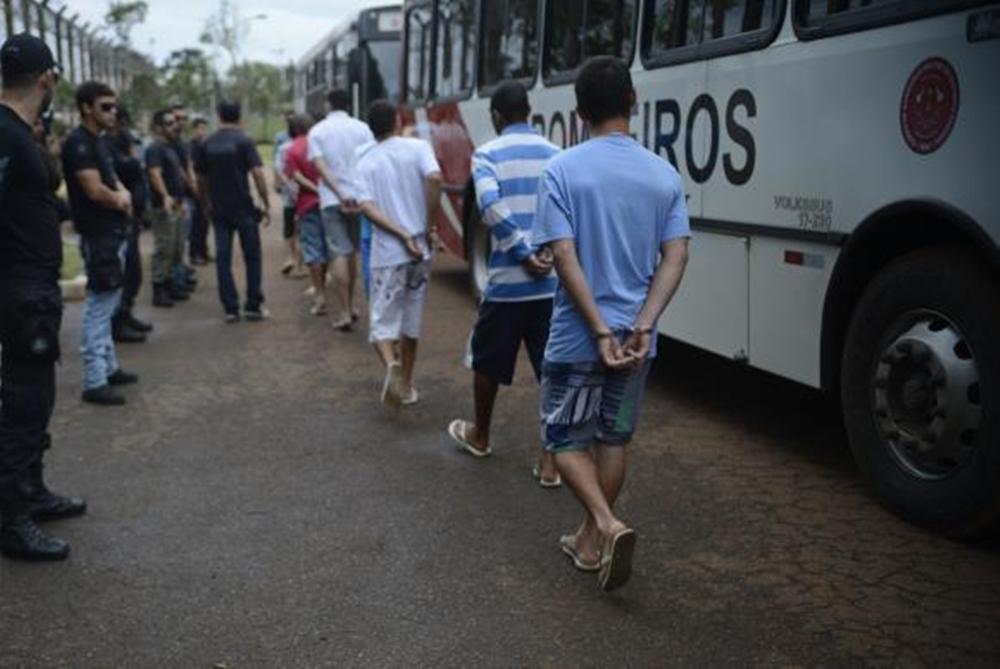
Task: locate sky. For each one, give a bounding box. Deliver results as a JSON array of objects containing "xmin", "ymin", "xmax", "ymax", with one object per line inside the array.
[{"xmin": 66, "ymin": 0, "xmax": 390, "ymax": 66}]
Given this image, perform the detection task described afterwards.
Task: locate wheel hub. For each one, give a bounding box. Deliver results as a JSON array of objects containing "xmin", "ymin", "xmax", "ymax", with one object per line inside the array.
[{"xmin": 872, "ymin": 314, "xmax": 981, "ymax": 479}]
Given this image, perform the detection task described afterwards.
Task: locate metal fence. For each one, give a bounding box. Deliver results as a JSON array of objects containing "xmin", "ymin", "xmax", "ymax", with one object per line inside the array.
[{"xmin": 1, "ymin": 0, "xmax": 154, "ymax": 91}]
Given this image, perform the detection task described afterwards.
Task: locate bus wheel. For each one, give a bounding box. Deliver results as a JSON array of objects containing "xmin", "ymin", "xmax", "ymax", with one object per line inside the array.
[
  {"xmin": 841, "ymin": 247, "xmax": 1000, "ymax": 538},
  {"xmin": 465, "ymin": 216, "xmax": 491, "ymax": 298}
]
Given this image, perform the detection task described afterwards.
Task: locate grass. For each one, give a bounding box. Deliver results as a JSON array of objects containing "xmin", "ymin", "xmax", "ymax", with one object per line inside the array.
[
  {"xmin": 257, "ymin": 142, "xmax": 275, "ymax": 170},
  {"xmin": 61, "ymin": 240, "xmax": 83, "ymax": 281}
]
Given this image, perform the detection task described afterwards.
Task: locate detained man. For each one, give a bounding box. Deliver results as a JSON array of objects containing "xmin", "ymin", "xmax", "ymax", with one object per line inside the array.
[
  {"xmin": 283, "ymin": 114, "xmax": 328, "ymax": 315},
  {"xmin": 445, "ymin": 81, "xmax": 562, "ymax": 489},
  {"xmin": 308, "ymin": 89, "xmax": 374, "ymax": 331},
  {"xmin": 532, "ymin": 57, "xmax": 690, "ymax": 591},
  {"xmin": 354, "ymin": 100, "xmax": 442, "ymax": 408},
  {"xmin": 61, "ymin": 81, "xmax": 139, "ymax": 406}
]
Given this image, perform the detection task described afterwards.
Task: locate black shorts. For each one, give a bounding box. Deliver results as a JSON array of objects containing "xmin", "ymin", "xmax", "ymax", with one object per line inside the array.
[
  {"xmin": 282, "ymin": 206, "xmax": 296, "ymax": 240},
  {"xmin": 471, "ymin": 298, "xmax": 553, "ymax": 385}
]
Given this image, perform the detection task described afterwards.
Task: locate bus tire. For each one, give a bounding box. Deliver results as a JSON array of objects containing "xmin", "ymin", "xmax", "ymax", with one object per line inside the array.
[
  {"xmin": 464, "ymin": 212, "xmax": 491, "ymax": 298},
  {"xmin": 840, "ymin": 247, "xmax": 1000, "ymax": 538}
]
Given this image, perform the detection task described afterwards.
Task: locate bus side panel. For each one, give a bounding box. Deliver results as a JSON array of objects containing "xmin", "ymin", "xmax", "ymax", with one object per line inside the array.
[
  {"xmin": 748, "ymin": 238, "xmax": 839, "ymax": 388},
  {"xmin": 661, "ymin": 230, "xmax": 750, "ymax": 361},
  {"xmin": 700, "ymin": 7, "xmax": 1000, "ymax": 388}
]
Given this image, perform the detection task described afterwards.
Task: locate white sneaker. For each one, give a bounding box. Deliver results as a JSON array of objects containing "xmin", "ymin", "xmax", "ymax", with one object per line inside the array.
[
  {"xmin": 244, "ymin": 306, "xmax": 270, "ymax": 322},
  {"xmin": 310, "ymin": 300, "xmax": 327, "ymax": 316},
  {"xmin": 304, "ymin": 285, "xmax": 316, "ymax": 297}
]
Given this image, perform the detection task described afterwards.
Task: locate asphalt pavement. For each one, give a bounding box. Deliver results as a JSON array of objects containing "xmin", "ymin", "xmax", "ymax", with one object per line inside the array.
[{"xmin": 1, "ymin": 221, "xmax": 998, "ymax": 667}]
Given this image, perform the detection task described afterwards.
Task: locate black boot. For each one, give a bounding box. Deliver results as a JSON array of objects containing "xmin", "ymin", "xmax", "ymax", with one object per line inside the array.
[
  {"xmin": 113, "ymin": 321, "xmax": 147, "ymax": 343},
  {"xmin": 0, "ymin": 513, "xmax": 70, "ymax": 561},
  {"xmin": 127, "ymin": 313, "xmax": 154, "ymax": 333},
  {"xmin": 167, "ymin": 280, "xmax": 190, "ymax": 302},
  {"xmin": 153, "ymin": 283, "xmax": 175, "ymax": 308},
  {"xmin": 107, "ymin": 369, "xmax": 139, "ymax": 386},
  {"xmin": 23, "ymin": 463, "xmax": 87, "ymax": 521},
  {"xmin": 81, "ymin": 385, "xmax": 126, "ymax": 406}
]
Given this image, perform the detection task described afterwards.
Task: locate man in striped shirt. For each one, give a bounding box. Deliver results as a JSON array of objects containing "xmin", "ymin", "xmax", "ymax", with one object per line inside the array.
[{"xmin": 447, "ymin": 81, "xmax": 562, "ymax": 486}]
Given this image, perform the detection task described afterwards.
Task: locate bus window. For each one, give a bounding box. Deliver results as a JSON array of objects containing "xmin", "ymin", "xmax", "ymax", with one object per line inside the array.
[
  {"xmin": 434, "ymin": 0, "xmax": 478, "ymax": 98},
  {"xmin": 793, "ymin": 0, "xmax": 991, "ymax": 37},
  {"xmin": 801, "ymin": 0, "xmax": 893, "ymax": 20},
  {"xmin": 406, "ymin": 4, "xmax": 433, "ymax": 101},
  {"xmin": 479, "ymin": 0, "xmax": 539, "ymax": 90},
  {"xmin": 543, "ymin": 0, "xmax": 638, "ymax": 80},
  {"xmin": 645, "ymin": 0, "xmax": 777, "ymax": 58},
  {"xmin": 335, "ymin": 33, "xmax": 358, "ymax": 90},
  {"xmin": 365, "ymin": 40, "xmax": 402, "ymax": 105}
]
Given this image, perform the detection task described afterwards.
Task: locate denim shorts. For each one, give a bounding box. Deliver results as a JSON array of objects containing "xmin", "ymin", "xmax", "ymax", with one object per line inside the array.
[
  {"xmin": 540, "ymin": 357, "xmax": 652, "ymax": 453},
  {"xmin": 298, "ymin": 208, "xmax": 328, "ymax": 265},
  {"xmin": 321, "ymin": 206, "xmax": 359, "ymax": 257}
]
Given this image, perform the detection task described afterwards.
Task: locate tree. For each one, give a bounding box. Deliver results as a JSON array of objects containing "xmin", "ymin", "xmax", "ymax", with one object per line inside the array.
[
  {"xmin": 161, "ymin": 48, "xmax": 215, "ymax": 112},
  {"xmin": 104, "ymin": 1, "xmax": 149, "ymax": 47},
  {"xmin": 199, "ymin": 0, "xmax": 247, "ymax": 71}
]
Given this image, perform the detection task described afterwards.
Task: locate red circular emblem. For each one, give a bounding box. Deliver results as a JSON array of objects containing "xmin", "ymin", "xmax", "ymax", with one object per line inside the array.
[{"xmin": 900, "ymin": 57, "xmax": 960, "ymax": 155}]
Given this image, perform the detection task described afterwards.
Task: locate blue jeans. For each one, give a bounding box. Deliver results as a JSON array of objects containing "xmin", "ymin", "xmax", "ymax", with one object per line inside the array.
[
  {"xmin": 360, "ymin": 215, "xmax": 373, "ymax": 299},
  {"xmin": 80, "ymin": 239, "xmax": 126, "ymax": 391},
  {"xmin": 213, "ymin": 214, "xmax": 263, "ymax": 315}
]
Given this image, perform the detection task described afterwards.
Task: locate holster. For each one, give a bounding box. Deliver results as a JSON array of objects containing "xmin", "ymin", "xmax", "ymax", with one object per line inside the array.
[
  {"xmin": 82, "ymin": 235, "xmax": 125, "ymax": 293},
  {"xmin": 0, "ymin": 282, "xmax": 63, "ymax": 363}
]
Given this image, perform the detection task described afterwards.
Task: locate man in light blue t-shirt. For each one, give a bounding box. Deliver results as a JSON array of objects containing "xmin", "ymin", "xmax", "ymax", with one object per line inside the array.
[{"xmin": 532, "ymin": 56, "xmax": 690, "ymax": 592}]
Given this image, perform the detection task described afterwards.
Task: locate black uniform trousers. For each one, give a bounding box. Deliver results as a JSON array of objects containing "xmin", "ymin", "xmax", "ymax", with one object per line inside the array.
[
  {"xmin": 0, "ymin": 276, "xmax": 61, "ymax": 514},
  {"xmin": 121, "ymin": 220, "xmax": 143, "ymax": 312}
]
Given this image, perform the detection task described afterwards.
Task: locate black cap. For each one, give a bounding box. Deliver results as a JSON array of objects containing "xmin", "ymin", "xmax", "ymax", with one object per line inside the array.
[{"xmin": 1, "ymin": 33, "xmax": 57, "ymax": 80}]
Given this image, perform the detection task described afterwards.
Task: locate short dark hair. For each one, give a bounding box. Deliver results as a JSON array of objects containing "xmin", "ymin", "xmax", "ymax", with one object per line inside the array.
[
  {"xmin": 289, "ymin": 113, "xmax": 313, "ymax": 138},
  {"xmin": 152, "ymin": 108, "xmax": 174, "ymax": 129},
  {"xmin": 2, "ymin": 70, "xmax": 43, "ymax": 90},
  {"xmin": 75, "ymin": 80, "xmax": 115, "ymax": 113},
  {"xmin": 490, "ymin": 80, "xmax": 530, "ymax": 123},
  {"xmin": 192, "ymin": 117, "xmax": 208, "ymax": 128},
  {"xmin": 327, "ymin": 88, "xmax": 351, "ymax": 111},
  {"xmin": 217, "ymin": 100, "xmax": 241, "ymax": 123},
  {"xmin": 366, "ymin": 99, "xmax": 397, "ymax": 139},
  {"xmin": 574, "ymin": 56, "xmax": 634, "ymax": 126}
]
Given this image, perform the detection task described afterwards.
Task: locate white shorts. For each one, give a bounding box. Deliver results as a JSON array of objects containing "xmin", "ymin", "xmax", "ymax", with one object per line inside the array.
[{"xmin": 369, "ymin": 260, "xmax": 431, "ymax": 342}]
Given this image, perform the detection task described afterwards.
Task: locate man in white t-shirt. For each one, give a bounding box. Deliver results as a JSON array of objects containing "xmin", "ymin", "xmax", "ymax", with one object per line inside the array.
[
  {"xmin": 355, "ymin": 100, "xmax": 442, "ymax": 409},
  {"xmin": 307, "ymin": 89, "xmax": 374, "ymax": 330}
]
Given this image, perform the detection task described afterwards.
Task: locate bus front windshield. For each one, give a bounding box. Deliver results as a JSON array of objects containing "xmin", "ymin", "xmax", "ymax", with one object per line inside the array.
[{"xmin": 365, "ymin": 39, "xmax": 402, "ymax": 105}]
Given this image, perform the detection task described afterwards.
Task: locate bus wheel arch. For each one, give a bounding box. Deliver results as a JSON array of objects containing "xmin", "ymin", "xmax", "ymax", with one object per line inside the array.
[
  {"xmin": 821, "ymin": 200, "xmax": 1000, "ymax": 397},
  {"xmin": 825, "ymin": 203, "xmax": 1000, "ymax": 537}
]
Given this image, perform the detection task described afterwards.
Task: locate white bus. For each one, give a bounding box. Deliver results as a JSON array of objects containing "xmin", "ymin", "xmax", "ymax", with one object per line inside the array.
[
  {"xmin": 400, "ymin": 0, "xmax": 1000, "ymax": 537},
  {"xmin": 294, "ymin": 5, "xmax": 403, "ymax": 120}
]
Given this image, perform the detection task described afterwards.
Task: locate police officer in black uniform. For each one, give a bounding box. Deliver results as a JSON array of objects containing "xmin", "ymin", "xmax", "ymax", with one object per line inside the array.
[
  {"xmin": 0, "ymin": 34, "xmax": 85, "ymax": 561},
  {"xmin": 110, "ymin": 106, "xmax": 153, "ymax": 343}
]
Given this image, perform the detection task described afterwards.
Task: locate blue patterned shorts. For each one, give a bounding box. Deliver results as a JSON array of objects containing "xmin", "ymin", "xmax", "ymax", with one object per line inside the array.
[{"xmin": 540, "ymin": 357, "xmax": 652, "ymax": 453}]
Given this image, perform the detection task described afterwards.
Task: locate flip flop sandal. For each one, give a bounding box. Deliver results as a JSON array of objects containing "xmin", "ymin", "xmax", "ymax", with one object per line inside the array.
[
  {"xmin": 381, "ymin": 362, "xmax": 403, "ymax": 409},
  {"xmin": 447, "ymin": 419, "xmax": 491, "ymax": 458},
  {"xmin": 560, "ymin": 534, "xmax": 600, "ymax": 572},
  {"xmin": 532, "ymin": 465, "xmax": 562, "ymax": 489},
  {"xmin": 598, "ymin": 528, "xmax": 637, "ymax": 592}
]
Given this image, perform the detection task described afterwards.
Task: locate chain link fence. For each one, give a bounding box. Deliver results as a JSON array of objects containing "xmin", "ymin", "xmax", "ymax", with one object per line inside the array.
[{"xmin": 1, "ymin": 0, "xmax": 154, "ymax": 92}]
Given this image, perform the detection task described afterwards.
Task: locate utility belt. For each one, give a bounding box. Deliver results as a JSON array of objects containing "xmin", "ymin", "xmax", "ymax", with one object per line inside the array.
[{"xmin": 81, "ymin": 233, "xmax": 127, "ymax": 293}]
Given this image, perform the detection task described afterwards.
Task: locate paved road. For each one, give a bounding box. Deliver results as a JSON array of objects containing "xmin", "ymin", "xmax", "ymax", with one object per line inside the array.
[{"xmin": 1, "ymin": 223, "xmax": 998, "ymax": 667}]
